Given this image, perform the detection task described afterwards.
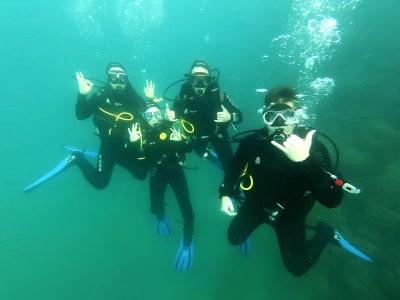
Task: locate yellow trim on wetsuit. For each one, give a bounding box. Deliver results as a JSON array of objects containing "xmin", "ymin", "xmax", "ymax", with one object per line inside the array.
[
  {"xmin": 240, "ymin": 175, "xmax": 253, "ymax": 191},
  {"xmin": 239, "ymin": 162, "xmax": 254, "ymax": 191},
  {"xmin": 99, "ymin": 107, "xmax": 134, "ymax": 136},
  {"xmin": 99, "ymin": 107, "xmax": 134, "ymax": 122},
  {"xmin": 175, "ymin": 119, "xmax": 194, "ymax": 134}
]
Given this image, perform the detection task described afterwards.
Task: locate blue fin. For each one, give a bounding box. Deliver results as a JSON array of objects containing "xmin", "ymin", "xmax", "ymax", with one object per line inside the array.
[
  {"xmin": 22, "ymin": 154, "xmax": 75, "ymax": 192},
  {"xmin": 63, "ymin": 144, "xmax": 98, "ymax": 157},
  {"xmin": 174, "ymin": 236, "xmax": 193, "ymax": 271},
  {"xmin": 207, "ymin": 150, "xmax": 223, "ymax": 170},
  {"xmin": 23, "ymin": 145, "xmax": 98, "ymax": 192},
  {"xmin": 334, "ymin": 230, "xmax": 373, "ymax": 262},
  {"xmin": 156, "ymin": 218, "xmax": 171, "ymax": 237},
  {"xmin": 239, "ymin": 236, "xmax": 251, "ymax": 255}
]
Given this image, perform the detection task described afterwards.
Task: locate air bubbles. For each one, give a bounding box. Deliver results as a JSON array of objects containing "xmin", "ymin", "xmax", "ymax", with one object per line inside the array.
[
  {"xmin": 261, "ymin": 55, "xmax": 269, "ymax": 63},
  {"xmin": 304, "ymin": 55, "xmax": 319, "ymax": 70},
  {"xmin": 310, "ymin": 77, "xmax": 335, "ymax": 97},
  {"xmin": 269, "ymin": 0, "xmax": 363, "ymax": 123}
]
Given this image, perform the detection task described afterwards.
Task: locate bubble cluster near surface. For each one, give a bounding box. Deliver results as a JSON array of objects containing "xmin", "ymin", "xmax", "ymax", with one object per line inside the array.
[{"xmin": 271, "ymin": 0, "xmax": 362, "ymax": 123}]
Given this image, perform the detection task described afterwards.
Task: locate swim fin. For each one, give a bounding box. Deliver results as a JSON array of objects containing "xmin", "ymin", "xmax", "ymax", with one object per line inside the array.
[
  {"xmin": 22, "ymin": 154, "xmax": 77, "ymax": 192},
  {"xmin": 239, "ymin": 236, "xmax": 251, "ymax": 255},
  {"xmin": 63, "ymin": 144, "xmax": 98, "ymax": 157},
  {"xmin": 174, "ymin": 236, "xmax": 193, "ymax": 271},
  {"xmin": 202, "ymin": 148, "xmax": 223, "ymax": 170},
  {"xmin": 207, "ymin": 150, "xmax": 223, "ymax": 170},
  {"xmin": 22, "ymin": 145, "xmax": 98, "ymax": 192},
  {"xmin": 156, "ymin": 217, "xmax": 171, "ymax": 237},
  {"xmin": 334, "ymin": 229, "xmax": 373, "ymax": 262}
]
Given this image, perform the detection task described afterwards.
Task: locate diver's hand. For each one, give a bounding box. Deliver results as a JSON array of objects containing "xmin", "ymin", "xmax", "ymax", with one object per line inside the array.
[
  {"xmin": 271, "ymin": 130, "xmax": 316, "ymax": 162},
  {"xmin": 165, "ymin": 103, "xmax": 178, "ymax": 121},
  {"xmin": 144, "ymin": 80, "xmax": 163, "ymax": 102},
  {"xmin": 221, "ymin": 196, "xmax": 237, "ymax": 216},
  {"xmin": 169, "ymin": 127, "xmax": 182, "ymax": 141},
  {"xmin": 214, "ymin": 105, "xmax": 231, "ymax": 123},
  {"xmin": 128, "ymin": 123, "xmax": 142, "ymax": 142},
  {"xmin": 144, "ymin": 79, "xmax": 155, "ymax": 99},
  {"xmin": 76, "ymin": 71, "xmax": 94, "ymax": 95}
]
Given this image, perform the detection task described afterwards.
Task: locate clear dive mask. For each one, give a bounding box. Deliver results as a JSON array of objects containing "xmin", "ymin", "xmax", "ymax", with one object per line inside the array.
[
  {"xmin": 191, "ymin": 75, "xmax": 211, "ymax": 88},
  {"xmin": 144, "ymin": 110, "xmax": 163, "ymax": 121},
  {"xmin": 262, "ymin": 106, "xmax": 299, "ymax": 127},
  {"xmin": 108, "ymin": 71, "xmax": 128, "ymax": 85},
  {"xmin": 190, "ymin": 73, "xmax": 211, "ymax": 97}
]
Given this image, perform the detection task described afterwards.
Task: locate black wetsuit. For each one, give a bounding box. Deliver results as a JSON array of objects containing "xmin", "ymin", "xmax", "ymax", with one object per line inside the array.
[
  {"xmin": 75, "ymin": 83, "xmax": 147, "ymax": 189},
  {"xmin": 141, "ymin": 122, "xmax": 194, "ymax": 246},
  {"xmin": 173, "ymin": 81, "xmax": 242, "ymax": 174},
  {"xmin": 219, "ymin": 127, "xmax": 344, "ymax": 276}
]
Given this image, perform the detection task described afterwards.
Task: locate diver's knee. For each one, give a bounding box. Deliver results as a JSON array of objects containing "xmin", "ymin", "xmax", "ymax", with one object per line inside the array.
[
  {"xmin": 92, "ymin": 179, "xmax": 109, "ymax": 190},
  {"xmin": 281, "ymin": 251, "xmax": 309, "ymax": 277},
  {"xmin": 228, "ymin": 231, "xmax": 245, "ymax": 245}
]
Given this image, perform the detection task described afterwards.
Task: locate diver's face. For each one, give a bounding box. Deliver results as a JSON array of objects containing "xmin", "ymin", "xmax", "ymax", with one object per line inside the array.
[
  {"xmin": 144, "ymin": 107, "xmax": 163, "ymax": 127},
  {"xmin": 264, "ymin": 101, "xmax": 297, "ymax": 135},
  {"xmin": 107, "ymin": 67, "xmax": 127, "ymax": 92},
  {"xmin": 193, "ymin": 86, "xmax": 207, "ymax": 96},
  {"xmin": 266, "ymin": 124, "xmax": 295, "ymax": 136},
  {"xmin": 190, "ymin": 66, "xmax": 210, "ymax": 97}
]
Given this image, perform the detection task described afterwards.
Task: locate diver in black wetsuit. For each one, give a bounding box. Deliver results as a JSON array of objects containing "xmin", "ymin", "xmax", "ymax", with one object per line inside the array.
[
  {"xmin": 129, "ymin": 102, "xmax": 194, "ymax": 271},
  {"xmin": 73, "ymin": 62, "xmax": 158, "ymax": 189},
  {"xmin": 219, "ymin": 86, "xmax": 344, "ymax": 276},
  {"xmin": 165, "ymin": 59, "xmax": 243, "ymax": 174}
]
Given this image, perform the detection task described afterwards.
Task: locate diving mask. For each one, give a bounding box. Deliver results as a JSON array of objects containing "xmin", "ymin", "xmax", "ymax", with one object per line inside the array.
[
  {"xmin": 191, "ymin": 75, "xmax": 210, "ymax": 96},
  {"xmin": 108, "ymin": 71, "xmax": 128, "ymax": 85},
  {"xmin": 144, "ymin": 110, "xmax": 163, "ymax": 121},
  {"xmin": 262, "ymin": 106, "xmax": 299, "ymax": 127},
  {"xmin": 190, "ymin": 75, "xmax": 211, "ymax": 88}
]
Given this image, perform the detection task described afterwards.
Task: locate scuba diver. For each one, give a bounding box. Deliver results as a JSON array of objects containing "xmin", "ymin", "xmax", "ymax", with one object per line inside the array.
[
  {"xmin": 71, "ymin": 62, "xmax": 160, "ymax": 189},
  {"xmin": 219, "ymin": 85, "xmax": 372, "ymax": 276},
  {"xmin": 22, "ymin": 63, "xmax": 161, "ymax": 192},
  {"xmin": 129, "ymin": 102, "xmax": 194, "ymax": 271},
  {"xmin": 164, "ymin": 59, "xmax": 243, "ymax": 174}
]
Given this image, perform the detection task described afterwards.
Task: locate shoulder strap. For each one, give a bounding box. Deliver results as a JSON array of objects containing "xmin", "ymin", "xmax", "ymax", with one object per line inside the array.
[{"xmin": 220, "ymin": 91, "xmax": 224, "ymax": 103}]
